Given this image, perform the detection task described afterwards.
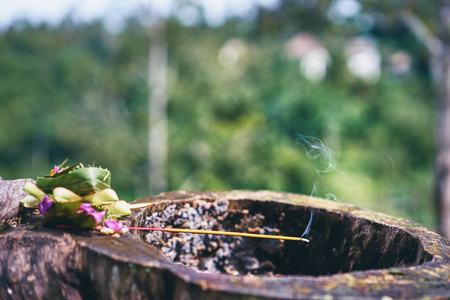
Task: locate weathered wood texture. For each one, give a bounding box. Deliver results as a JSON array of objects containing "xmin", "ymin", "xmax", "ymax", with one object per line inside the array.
[
  {"xmin": 1, "ymin": 182, "xmax": 449, "ymax": 299},
  {"xmin": 0, "ymin": 177, "xmax": 34, "ymax": 222}
]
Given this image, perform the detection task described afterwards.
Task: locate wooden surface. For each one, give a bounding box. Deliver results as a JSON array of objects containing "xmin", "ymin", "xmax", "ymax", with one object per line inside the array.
[{"xmin": 1, "ymin": 183, "xmax": 449, "ymax": 299}]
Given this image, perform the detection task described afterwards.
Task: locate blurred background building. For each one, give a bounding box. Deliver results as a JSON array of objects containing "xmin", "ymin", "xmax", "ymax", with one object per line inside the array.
[
  {"xmin": 345, "ymin": 36, "xmax": 381, "ymax": 83},
  {"xmin": 285, "ymin": 33, "xmax": 331, "ymax": 82}
]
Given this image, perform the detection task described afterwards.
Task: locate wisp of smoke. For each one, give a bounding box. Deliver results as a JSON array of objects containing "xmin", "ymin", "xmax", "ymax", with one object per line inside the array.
[
  {"xmin": 297, "ymin": 134, "xmax": 338, "ymax": 239},
  {"xmin": 296, "ymin": 135, "xmax": 336, "ymax": 177},
  {"xmin": 301, "ymin": 209, "xmax": 313, "ymax": 239}
]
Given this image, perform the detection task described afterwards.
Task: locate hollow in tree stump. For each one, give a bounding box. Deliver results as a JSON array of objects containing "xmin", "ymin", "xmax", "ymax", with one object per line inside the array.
[{"xmin": 0, "ymin": 180, "xmax": 449, "ymax": 299}]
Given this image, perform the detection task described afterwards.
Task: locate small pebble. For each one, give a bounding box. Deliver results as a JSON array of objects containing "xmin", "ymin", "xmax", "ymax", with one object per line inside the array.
[{"xmin": 248, "ymin": 227, "xmax": 262, "ymax": 234}]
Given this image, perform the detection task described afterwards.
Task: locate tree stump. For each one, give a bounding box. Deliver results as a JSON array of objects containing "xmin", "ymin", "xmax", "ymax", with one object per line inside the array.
[{"xmin": 1, "ymin": 182, "xmax": 449, "ymax": 299}]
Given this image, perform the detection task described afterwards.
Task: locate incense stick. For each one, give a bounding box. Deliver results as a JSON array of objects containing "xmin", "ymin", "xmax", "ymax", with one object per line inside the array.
[{"xmin": 128, "ymin": 227, "xmax": 309, "ymax": 242}]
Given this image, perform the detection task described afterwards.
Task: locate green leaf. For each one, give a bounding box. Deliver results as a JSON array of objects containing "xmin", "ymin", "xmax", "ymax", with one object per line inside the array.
[
  {"xmin": 20, "ymin": 195, "xmax": 40, "ymax": 208},
  {"xmin": 53, "ymin": 187, "xmax": 83, "ymax": 203},
  {"xmin": 104, "ymin": 200, "xmax": 131, "ymax": 219},
  {"xmin": 36, "ymin": 165, "xmax": 111, "ymax": 196},
  {"xmin": 23, "ymin": 182, "xmax": 46, "ymax": 201},
  {"xmin": 83, "ymin": 188, "xmax": 119, "ymax": 204}
]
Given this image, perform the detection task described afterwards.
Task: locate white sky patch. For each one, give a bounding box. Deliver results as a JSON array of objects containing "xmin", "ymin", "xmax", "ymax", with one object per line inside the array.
[
  {"xmin": 177, "ymin": 5, "xmax": 201, "ymax": 27},
  {"xmin": 328, "ymin": 0, "xmax": 361, "ymax": 24},
  {"xmin": 0, "ymin": 0, "xmax": 280, "ymax": 31},
  {"xmin": 333, "ymin": 0, "xmax": 361, "ymax": 18},
  {"xmin": 257, "ymin": 0, "xmax": 280, "ymax": 9},
  {"xmin": 72, "ymin": 0, "xmax": 110, "ymax": 22},
  {"xmin": 0, "ymin": 0, "xmax": 76, "ymax": 28},
  {"xmin": 199, "ymin": 0, "xmax": 227, "ymax": 27}
]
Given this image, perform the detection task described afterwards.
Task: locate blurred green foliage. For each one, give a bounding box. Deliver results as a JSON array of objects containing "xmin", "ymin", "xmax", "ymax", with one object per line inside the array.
[{"xmin": 0, "ymin": 3, "xmax": 437, "ymax": 229}]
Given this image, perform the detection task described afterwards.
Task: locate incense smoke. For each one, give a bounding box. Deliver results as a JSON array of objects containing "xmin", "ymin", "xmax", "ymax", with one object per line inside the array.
[
  {"xmin": 296, "ymin": 135, "xmax": 336, "ymax": 178},
  {"xmin": 297, "ymin": 134, "xmax": 338, "ymax": 239},
  {"xmin": 301, "ymin": 209, "xmax": 313, "ymax": 239}
]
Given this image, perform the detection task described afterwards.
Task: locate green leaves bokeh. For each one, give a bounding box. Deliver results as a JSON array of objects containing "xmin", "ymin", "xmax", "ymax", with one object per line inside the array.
[{"xmin": 0, "ymin": 4, "xmax": 437, "ymax": 230}]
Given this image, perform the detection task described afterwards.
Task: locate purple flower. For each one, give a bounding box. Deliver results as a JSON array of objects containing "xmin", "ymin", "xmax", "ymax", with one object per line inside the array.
[
  {"xmin": 77, "ymin": 203, "xmax": 96, "ymax": 215},
  {"xmin": 91, "ymin": 210, "xmax": 106, "ymax": 224},
  {"xmin": 104, "ymin": 219, "xmax": 123, "ymax": 231},
  {"xmin": 39, "ymin": 195, "xmax": 54, "ymax": 215},
  {"xmin": 77, "ymin": 203, "xmax": 106, "ymax": 225}
]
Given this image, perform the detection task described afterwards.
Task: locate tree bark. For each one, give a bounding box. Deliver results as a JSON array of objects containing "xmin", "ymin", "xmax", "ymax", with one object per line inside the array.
[
  {"xmin": 435, "ymin": 47, "xmax": 450, "ymax": 239},
  {"xmin": 400, "ymin": 5, "xmax": 450, "ymax": 238},
  {"xmin": 435, "ymin": 1, "xmax": 450, "ymax": 238},
  {"xmin": 1, "ymin": 183, "xmax": 449, "ymax": 299}
]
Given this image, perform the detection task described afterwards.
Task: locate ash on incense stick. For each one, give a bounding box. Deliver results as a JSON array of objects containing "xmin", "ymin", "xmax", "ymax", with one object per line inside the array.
[{"xmin": 144, "ymin": 199, "xmax": 287, "ymax": 276}]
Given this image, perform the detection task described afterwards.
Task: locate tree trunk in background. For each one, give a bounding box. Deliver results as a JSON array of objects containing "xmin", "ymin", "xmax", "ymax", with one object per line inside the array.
[
  {"xmin": 401, "ymin": 3, "xmax": 450, "ymax": 238},
  {"xmin": 435, "ymin": 2, "xmax": 450, "ymax": 238},
  {"xmin": 148, "ymin": 21, "xmax": 168, "ymax": 195},
  {"xmin": 435, "ymin": 49, "xmax": 450, "ymax": 239}
]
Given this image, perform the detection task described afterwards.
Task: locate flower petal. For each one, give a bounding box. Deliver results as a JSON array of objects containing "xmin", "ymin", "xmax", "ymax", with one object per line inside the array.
[
  {"xmin": 77, "ymin": 203, "xmax": 96, "ymax": 215},
  {"xmin": 104, "ymin": 219, "xmax": 122, "ymax": 231},
  {"xmin": 91, "ymin": 210, "xmax": 106, "ymax": 225},
  {"xmin": 39, "ymin": 195, "xmax": 54, "ymax": 215}
]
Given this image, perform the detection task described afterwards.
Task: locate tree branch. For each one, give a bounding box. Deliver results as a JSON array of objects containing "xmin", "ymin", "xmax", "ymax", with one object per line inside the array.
[{"xmin": 399, "ymin": 10, "xmax": 442, "ymax": 57}]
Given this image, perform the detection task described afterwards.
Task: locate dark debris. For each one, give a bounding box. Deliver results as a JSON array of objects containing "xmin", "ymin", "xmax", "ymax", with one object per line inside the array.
[{"xmin": 144, "ymin": 199, "xmax": 285, "ymax": 276}]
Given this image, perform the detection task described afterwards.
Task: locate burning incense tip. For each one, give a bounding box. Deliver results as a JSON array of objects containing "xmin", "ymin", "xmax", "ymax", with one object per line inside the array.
[{"xmin": 128, "ymin": 227, "xmax": 309, "ymax": 242}]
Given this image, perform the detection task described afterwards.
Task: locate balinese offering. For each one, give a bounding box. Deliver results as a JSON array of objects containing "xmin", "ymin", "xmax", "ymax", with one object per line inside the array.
[
  {"xmin": 20, "ymin": 160, "xmax": 140, "ymax": 236},
  {"xmin": 20, "ymin": 160, "xmax": 310, "ymax": 241}
]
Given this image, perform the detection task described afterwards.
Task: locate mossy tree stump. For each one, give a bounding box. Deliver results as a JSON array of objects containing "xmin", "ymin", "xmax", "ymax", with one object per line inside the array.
[{"xmin": 0, "ymin": 179, "xmax": 449, "ymax": 299}]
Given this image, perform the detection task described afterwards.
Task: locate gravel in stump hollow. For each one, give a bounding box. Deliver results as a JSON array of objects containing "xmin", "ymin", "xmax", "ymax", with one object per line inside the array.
[{"xmin": 145, "ymin": 199, "xmax": 287, "ymax": 276}]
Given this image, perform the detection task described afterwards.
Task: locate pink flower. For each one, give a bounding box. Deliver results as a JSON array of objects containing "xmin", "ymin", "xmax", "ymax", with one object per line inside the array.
[
  {"xmin": 77, "ymin": 203, "xmax": 96, "ymax": 215},
  {"xmin": 77, "ymin": 203, "xmax": 106, "ymax": 225},
  {"xmin": 91, "ymin": 210, "xmax": 106, "ymax": 224},
  {"xmin": 50, "ymin": 166, "xmax": 63, "ymax": 176},
  {"xmin": 104, "ymin": 219, "xmax": 124, "ymax": 231},
  {"xmin": 97, "ymin": 219, "xmax": 128, "ymax": 235}
]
